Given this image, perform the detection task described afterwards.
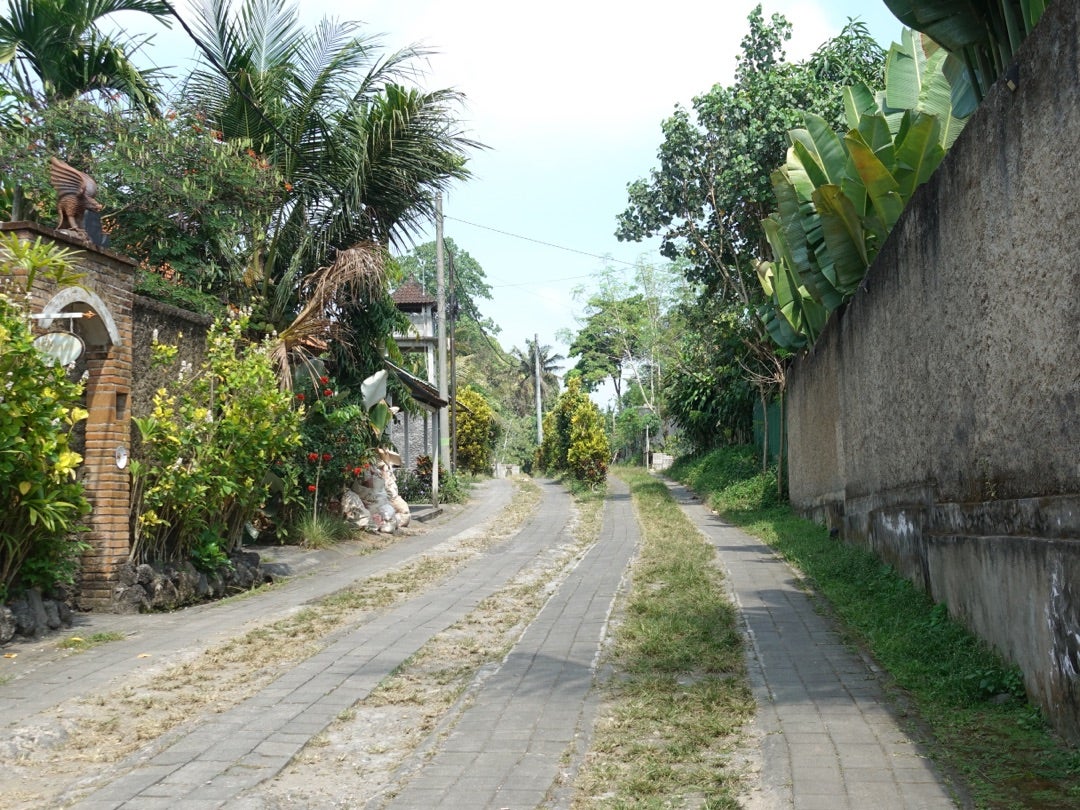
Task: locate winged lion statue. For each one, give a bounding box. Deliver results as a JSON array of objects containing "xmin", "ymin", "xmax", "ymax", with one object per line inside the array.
[{"xmin": 49, "ymin": 157, "xmax": 103, "ymax": 236}]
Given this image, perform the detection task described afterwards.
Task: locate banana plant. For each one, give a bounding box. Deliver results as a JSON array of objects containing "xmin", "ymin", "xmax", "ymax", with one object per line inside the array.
[
  {"xmin": 755, "ymin": 255, "xmax": 824, "ymax": 350},
  {"xmin": 883, "ymin": 0, "xmax": 1048, "ymax": 116},
  {"xmin": 757, "ymin": 28, "xmax": 970, "ymax": 348}
]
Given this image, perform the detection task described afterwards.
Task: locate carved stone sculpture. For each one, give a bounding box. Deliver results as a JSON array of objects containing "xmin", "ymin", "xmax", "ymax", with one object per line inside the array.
[{"xmin": 49, "ymin": 157, "xmax": 102, "ymax": 236}]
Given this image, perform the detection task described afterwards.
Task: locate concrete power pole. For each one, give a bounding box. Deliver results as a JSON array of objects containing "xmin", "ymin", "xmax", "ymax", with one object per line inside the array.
[
  {"xmin": 435, "ymin": 195, "xmax": 448, "ymax": 506},
  {"xmin": 534, "ymin": 333, "xmax": 543, "ymax": 444}
]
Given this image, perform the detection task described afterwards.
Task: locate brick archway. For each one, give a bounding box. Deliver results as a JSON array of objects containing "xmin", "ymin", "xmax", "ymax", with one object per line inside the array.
[
  {"xmin": 40, "ymin": 286, "xmax": 131, "ymax": 608},
  {"xmin": 3, "ymin": 222, "xmax": 135, "ymax": 609}
]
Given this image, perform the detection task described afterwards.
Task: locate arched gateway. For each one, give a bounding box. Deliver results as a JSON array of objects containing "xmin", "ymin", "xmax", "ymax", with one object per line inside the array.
[{"xmin": 2, "ymin": 221, "xmax": 134, "ymax": 609}]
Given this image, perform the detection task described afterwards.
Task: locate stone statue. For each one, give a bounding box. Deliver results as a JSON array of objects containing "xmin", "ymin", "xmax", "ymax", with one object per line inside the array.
[{"xmin": 49, "ymin": 157, "xmax": 102, "ymax": 237}]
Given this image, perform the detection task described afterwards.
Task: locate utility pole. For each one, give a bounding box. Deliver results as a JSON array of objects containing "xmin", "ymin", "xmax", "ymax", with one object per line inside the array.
[
  {"xmin": 449, "ymin": 251, "xmax": 458, "ymax": 473},
  {"xmin": 434, "ymin": 194, "xmax": 448, "ymax": 505},
  {"xmin": 534, "ymin": 333, "xmax": 543, "ymax": 444}
]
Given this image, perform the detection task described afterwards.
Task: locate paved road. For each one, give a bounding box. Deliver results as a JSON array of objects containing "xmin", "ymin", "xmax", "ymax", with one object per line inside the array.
[
  {"xmin": 2, "ymin": 474, "xmax": 959, "ymax": 809},
  {"xmin": 666, "ymin": 481, "xmax": 956, "ymax": 810}
]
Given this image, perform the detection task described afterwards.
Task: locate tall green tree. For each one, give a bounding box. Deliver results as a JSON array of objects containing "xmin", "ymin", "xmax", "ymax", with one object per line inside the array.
[
  {"xmin": 566, "ymin": 261, "xmax": 680, "ymax": 416},
  {"xmin": 397, "ymin": 237, "xmax": 495, "ymax": 329},
  {"xmin": 0, "ymin": 0, "xmax": 171, "ymax": 111},
  {"xmin": 181, "ymin": 0, "xmax": 479, "ymax": 380},
  {"xmin": 511, "ymin": 339, "xmax": 563, "ymax": 417},
  {"xmin": 617, "ymin": 7, "xmax": 885, "ymax": 307},
  {"xmin": 615, "ymin": 7, "xmax": 886, "ymax": 457}
]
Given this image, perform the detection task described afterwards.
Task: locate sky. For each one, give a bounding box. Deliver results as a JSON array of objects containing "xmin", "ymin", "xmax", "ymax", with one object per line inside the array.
[{"xmin": 113, "ymin": 0, "xmax": 905, "ymax": 406}]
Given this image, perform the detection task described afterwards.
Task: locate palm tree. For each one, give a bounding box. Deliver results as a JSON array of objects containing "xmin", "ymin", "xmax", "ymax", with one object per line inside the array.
[
  {"xmin": 0, "ymin": 0, "xmax": 171, "ymax": 111},
  {"xmin": 181, "ymin": 0, "xmax": 479, "ymax": 383},
  {"xmin": 512, "ymin": 339, "xmax": 564, "ymax": 416}
]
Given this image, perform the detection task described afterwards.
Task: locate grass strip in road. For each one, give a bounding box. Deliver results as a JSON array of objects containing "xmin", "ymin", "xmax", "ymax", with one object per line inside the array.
[
  {"xmin": 572, "ymin": 466, "xmax": 755, "ymax": 810},
  {"xmin": 268, "ymin": 481, "xmax": 607, "ymax": 804},
  {"xmin": 671, "ymin": 446, "xmax": 1080, "ymax": 810}
]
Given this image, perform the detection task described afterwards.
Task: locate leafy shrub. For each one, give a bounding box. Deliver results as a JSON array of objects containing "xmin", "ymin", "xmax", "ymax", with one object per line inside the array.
[
  {"xmin": 134, "ymin": 270, "xmax": 227, "ymax": 319},
  {"xmin": 455, "ymin": 386, "xmax": 498, "ymax": 474},
  {"xmin": 130, "ymin": 314, "xmax": 302, "ymax": 565},
  {"xmin": 399, "ymin": 455, "xmax": 469, "ymax": 504},
  {"xmin": 0, "ymin": 243, "xmax": 91, "ymax": 599},
  {"xmin": 669, "ymin": 445, "xmax": 779, "ymax": 511},
  {"xmin": 537, "ymin": 376, "xmax": 608, "ymax": 488},
  {"xmin": 293, "ymin": 372, "xmax": 379, "ymax": 518}
]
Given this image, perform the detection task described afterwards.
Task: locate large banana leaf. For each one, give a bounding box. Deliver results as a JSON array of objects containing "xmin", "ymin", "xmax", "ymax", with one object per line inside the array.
[
  {"xmin": 892, "ymin": 111, "xmax": 946, "ymax": 199},
  {"xmin": 845, "ymin": 130, "xmax": 905, "ymax": 233},
  {"xmin": 758, "ymin": 251, "xmax": 826, "ymax": 345},
  {"xmin": 813, "ymin": 185, "xmax": 870, "ymax": 295},
  {"xmin": 843, "ymin": 83, "xmax": 878, "ymax": 131},
  {"xmin": 788, "ymin": 114, "xmax": 849, "ymax": 187},
  {"xmin": 767, "ymin": 179, "xmax": 843, "ymax": 312},
  {"xmin": 757, "ymin": 300, "xmax": 807, "ymax": 350},
  {"xmin": 781, "ymin": 152, "xmax": 842, "ymax": 300},
  {"xmin": 882, "ymin": 0, "xmax": 992, "ymax": 51},
  {"xmin": 884, "ymin": 29, "xmax": 969, "ymax": 148},
  {"xmin": 884, "ymin": 28, "xmax": 928, "ymax": 111}
]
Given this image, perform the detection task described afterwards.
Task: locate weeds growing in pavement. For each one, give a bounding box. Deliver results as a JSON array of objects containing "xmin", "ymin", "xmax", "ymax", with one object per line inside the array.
[
  {"xmin": 669, "ymin": 446, "xmax": 1080, "ymax": 810},
  {"xmin": 57, "ymin": 632, "xmax": 126, "ymax": 652},
  {"xmin": 572, "ymin": 466, "xmax": 754, "ymax": 809}
]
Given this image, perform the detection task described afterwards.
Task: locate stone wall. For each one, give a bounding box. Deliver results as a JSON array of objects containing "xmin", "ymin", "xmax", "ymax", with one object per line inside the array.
[
  {"xmin": 130, "ymin": 295, "xmax": 212, "ymax": 419},
  {"xmin": 785, "ymin": 2, "xmax": 1080, "ymax": 741}
]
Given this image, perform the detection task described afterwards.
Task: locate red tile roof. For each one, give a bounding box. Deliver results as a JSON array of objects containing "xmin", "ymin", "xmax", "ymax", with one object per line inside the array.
[{"xmin": 391, "ymin": 278, "xmax": 436, "ymax": 307}]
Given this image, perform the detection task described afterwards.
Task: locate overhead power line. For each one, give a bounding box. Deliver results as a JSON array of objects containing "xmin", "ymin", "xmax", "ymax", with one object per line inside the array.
[{"xmin": 445, "ymin": 215, "xmax": 639, "ymax": 269}]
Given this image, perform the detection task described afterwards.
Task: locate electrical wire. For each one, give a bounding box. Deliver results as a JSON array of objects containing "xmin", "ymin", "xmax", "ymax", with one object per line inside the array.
[{"xmin": 445, "ymin": 214, "xmax": 640, "ymax": 269}]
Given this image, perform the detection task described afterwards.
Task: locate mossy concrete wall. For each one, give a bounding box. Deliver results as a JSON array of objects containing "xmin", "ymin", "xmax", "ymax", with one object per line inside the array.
[{"xmin": 786, "ymin": 2, "xmax": 1080, "ymax": 741}]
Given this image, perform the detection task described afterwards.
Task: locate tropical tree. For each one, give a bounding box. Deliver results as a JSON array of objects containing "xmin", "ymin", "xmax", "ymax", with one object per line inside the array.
[
  {"xmin": 757, "ymin": 29, "xmax": 970, "ymax": 348},
  {"xmin": 397, "ymin": 237, "xmax": 495, "ymax": 329},
  {"xmin": 616, "ymin": 7, "xmax": 886, "ymax": 308},
  {"xmin": 511, "ymin": 339, "xmax": 563, "ymax": 417},
  {"xmin": 567, "ymin": 299, "xmax": 636, "ymax": 400},
  {"xmin": 0, "ymin": 0, "xmax": 171, "ymax": 111},
  {"xmin": 180, "ymin": 0, "xmax": 479, "ymax": 382}
]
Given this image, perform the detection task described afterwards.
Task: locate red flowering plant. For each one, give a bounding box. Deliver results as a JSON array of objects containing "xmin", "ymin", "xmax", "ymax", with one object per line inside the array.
[{"xmin": 293, "ymin": 371, "xmax": 379, "ymax": 518}]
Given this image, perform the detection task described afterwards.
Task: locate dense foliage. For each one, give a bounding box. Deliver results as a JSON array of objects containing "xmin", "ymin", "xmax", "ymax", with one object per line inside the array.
[
  {"xmin": 610, "ymin": 6, "xmax": 886, "ymax": 456},
  {"xmin": 538, "ymin": 376, "xmax": 609, "ymax": 488},
  {"xmin": 130, "ymin": 315, "xmax": 302, "ymax": 568},
  {"xmin": 0, "ymin": 237, "xmax": 90, "ymax": 599},
  {"xmin": 757, "ymin": 30, "xmax": 969, "ymax": 348},
  {"xmin": 454, "ymin": 386, "xmax": 498, "ymax": 475},
  {"xmin": 0, "ymin": 100, "xmax": 282, "ymax": 294},
  {"xmin": 291, "ymin": 371, "xmax": 382, "ymax": 521}
]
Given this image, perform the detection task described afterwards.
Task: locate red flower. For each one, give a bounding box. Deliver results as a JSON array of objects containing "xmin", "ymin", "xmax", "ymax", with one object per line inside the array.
[
  {"xmin": 307, "ymin": 484, "xmax": 317, "ymax": 492},
  {"xmin": 323, "ymin": 389, "xmax": 333, "ymax": 397},
  {"xmin": 296, "ymin": 393, "xmax": 305, "ymax": 401},
  {"xmin": 322, "ymin": 453, "xmax": 332, "ymax": 462},
  {"xmin": 353, "ymin": 466, "xmax": 363, "ymax": 475},
  {"xmin": 308, "ymin": 452, "xmax": 319, "ymax": 462},
  {"xmin": 320, "ymin": 376, "xmax": 329, "ymax": 384}
]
